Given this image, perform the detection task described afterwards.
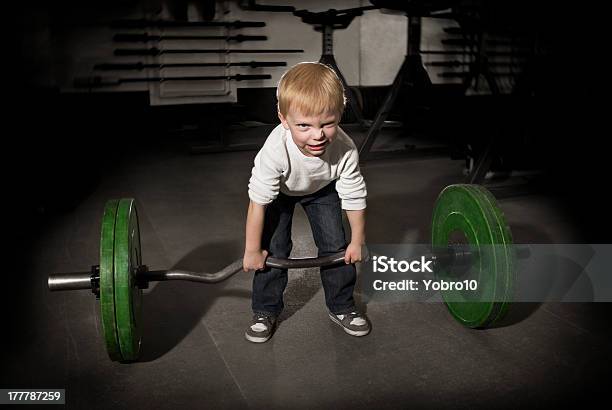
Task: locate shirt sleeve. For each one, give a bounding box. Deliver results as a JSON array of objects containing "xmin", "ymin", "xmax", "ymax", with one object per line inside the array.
[
  {"xmin": 335, "ymin": 143, "xmax": 367, "ymax": 210},
  {"xmin": 248, "ymin": 139, "xmax": 286, "ymax": 205}
]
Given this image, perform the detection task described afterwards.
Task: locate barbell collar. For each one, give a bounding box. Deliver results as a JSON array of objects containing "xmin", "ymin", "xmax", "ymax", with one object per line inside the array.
[{"xmin": 48, "ymin": 272, "xmax": 93, "ymax": 291}]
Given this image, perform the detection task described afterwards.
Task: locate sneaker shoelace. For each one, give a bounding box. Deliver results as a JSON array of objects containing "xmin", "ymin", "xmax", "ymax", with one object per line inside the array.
[
  {"xmin": 251, "ymin": 316, "xmax": 270, "ymax": 332},
  {"xmin": 338, "ymin": 312, "xmax": 367, "ymax": 326}
]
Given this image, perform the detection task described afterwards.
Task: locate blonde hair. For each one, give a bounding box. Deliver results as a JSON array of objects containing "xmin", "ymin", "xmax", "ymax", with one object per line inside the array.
[{"xmin": 277, "ymin": 62, "xmax": 346, "ymax": 117}]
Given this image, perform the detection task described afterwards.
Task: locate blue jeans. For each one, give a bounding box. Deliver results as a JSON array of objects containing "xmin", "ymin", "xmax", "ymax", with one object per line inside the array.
[{"xmin": 252, "ymin": 182, "xmax": 357, "ymax": 316}]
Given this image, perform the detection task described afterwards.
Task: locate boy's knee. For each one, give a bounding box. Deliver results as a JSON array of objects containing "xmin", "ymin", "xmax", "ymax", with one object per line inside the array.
[
  {"xmin": 318, "ymin": 240, "xmax": 348, "ymax": 256},
  {"xmin": 268, "ymin": 240, "xmax": 293, "ymax": 258}
]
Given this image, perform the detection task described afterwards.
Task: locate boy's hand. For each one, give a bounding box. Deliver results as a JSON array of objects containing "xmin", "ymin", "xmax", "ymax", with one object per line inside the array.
[
  {"xmin": 243, "ymin": 249, "xmax": 269, "ymax": 272},
  {"xmin": 344, "ymin": 242, "xmax": 363, "ymax": 264}
]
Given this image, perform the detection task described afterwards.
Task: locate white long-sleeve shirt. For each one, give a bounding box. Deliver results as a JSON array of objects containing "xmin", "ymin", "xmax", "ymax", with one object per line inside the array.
[{"xmin": 248, "ymin": 124, "xmax": 367, "ymax": 210}]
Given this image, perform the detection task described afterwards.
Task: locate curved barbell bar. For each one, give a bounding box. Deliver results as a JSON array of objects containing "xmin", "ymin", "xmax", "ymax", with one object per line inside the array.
[{"xmin": 48, "ymin": 251, "xmax": 349, "ymax": 291}]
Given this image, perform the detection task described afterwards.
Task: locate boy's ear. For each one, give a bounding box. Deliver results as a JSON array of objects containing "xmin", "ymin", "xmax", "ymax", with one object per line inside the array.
[{"xmin": 278, "ymin": 111, "xmax": 290, "ymax": 130}]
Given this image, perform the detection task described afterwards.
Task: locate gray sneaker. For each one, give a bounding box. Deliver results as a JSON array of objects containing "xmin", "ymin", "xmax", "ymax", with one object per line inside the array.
[
  {"xmin": 245, "ymin": 314, "xmax": 277, "ymax": 343},
  {"xmin": 328, "ymin": 311, "xmax": 371, "ymax": 336}
]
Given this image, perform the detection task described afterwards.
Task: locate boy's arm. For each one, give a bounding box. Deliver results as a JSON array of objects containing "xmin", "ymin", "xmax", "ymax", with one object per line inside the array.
[
  {"xmin": 345, "ymin": 209, "xmax": 365, "ymax": 264},
  {"xmin": 243, "ymin": 200, "xmax": 268, "ymax": 271},
  {"xmin": 335, "ymin": 138, "xmax": 367, "ymax": 263},
  {"xmin": 245, "ymin": 131, "xmax": 287, "ymax": 271},
  {"xmin": 335, "ymin": 137, "xmax": 367, "ymax": 212}
]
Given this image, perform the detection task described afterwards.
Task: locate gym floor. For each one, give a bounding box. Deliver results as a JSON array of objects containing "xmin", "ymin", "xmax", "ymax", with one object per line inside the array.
[{"xmin": 3, "ymin": 123, "xmax": 611, "ymax": 409}]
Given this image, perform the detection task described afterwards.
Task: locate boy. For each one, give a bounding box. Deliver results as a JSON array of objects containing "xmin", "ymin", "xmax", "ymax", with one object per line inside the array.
[{"xmin": 243, "ymin": 62, "xmax": 370, "ymax": 343}]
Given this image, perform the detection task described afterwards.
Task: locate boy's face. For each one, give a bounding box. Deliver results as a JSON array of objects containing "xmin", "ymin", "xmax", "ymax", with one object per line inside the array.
[{"xmin": 278, "ymin": 109, "xmax": 340, "ymax": 157}]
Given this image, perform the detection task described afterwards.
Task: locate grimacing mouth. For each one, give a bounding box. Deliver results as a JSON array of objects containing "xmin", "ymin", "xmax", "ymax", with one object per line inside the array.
[{"xmin": 307, "ymin": 140, "xmax": 328, "ymax": 148}]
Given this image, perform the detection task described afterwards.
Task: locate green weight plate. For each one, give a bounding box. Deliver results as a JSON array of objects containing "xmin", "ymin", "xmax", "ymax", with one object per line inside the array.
[
  {"xmin": 99, "ymin": 200, "xmax": 122, "ymax": 361},
  {"xmin": 431, "ymin": 184, "xmax": 514, "ymax": 328},
  {"xmin": 465, "ymin": 185, "xmax": 514, "ymax": 326},
  {"xmin": 114, "ymin": 198, "xmax": 143, "ymax": 361}
]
